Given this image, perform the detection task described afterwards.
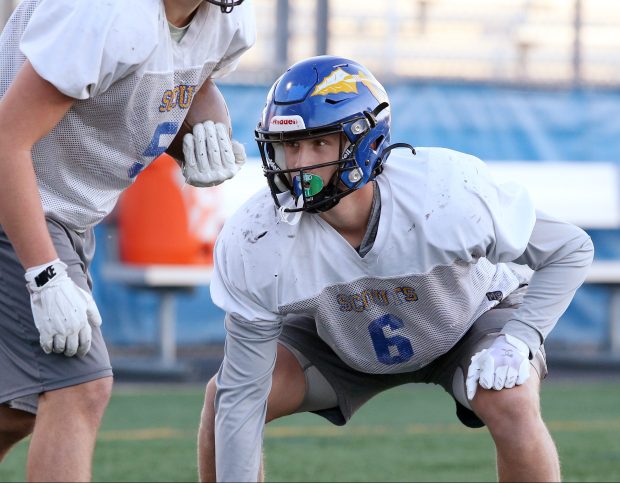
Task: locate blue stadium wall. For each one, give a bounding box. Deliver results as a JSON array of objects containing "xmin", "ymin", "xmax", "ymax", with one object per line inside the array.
[{"xmin": 93, "ymin": 83, "xmax": 620, "ymax": 350}]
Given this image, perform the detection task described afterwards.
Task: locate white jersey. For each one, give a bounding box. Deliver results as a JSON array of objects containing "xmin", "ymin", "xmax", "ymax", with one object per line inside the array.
[
  {"xmin": 0, "ymin": 0, "xmax": 255, "ymax": 230},
  {"xmin": 213, "ymin": 147, "xmax": 532, "ymax": 373},
  {"xmin": 211, "ymin": 147, "xmax": 594, "ymax": 482}
]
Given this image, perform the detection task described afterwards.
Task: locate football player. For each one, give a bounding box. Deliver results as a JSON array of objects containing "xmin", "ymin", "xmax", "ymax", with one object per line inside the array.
[
  {"xmin": 0, "ymin": 0, "xmax": 253, "ymax": 480},
  {"xmin": 199, "ymin": 55, "xmax": 594, "ymax": 482}
]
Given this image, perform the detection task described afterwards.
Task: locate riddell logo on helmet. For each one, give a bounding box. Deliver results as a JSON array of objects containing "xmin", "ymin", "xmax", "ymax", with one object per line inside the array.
[{"xmin": 269, "ymin": 115, "xmax": 306, "ymax": 132}]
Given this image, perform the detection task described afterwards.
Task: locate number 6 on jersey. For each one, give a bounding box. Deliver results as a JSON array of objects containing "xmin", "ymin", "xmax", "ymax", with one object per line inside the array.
[{"xmin": 368, "ymin": 314, "xmax": 414, "ymax": 365}]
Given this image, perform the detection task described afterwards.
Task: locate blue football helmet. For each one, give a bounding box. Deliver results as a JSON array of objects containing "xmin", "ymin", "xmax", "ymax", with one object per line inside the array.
[
  {"xmin": 255, "ymin": 56, "xmax": 393, "ymax": 214},
  {"xmin": 205, "ymin": 0, "xmax": 244, "ymax": 13}
]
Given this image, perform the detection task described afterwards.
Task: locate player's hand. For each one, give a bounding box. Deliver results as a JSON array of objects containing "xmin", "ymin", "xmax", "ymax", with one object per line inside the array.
[
  {"xmin": 466, "ymin": 334, "xmax": 530, "ymax": 400},
  {"xmin": 182, "ymin": 120, "xmax": 246, "ymax": 187},
  {"xmin": 25, "ymin": 259, "xmax": 102, "ymax": 358}
]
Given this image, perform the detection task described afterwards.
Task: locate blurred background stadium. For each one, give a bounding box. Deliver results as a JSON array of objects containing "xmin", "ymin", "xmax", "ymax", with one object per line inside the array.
[{"xmin": 1, "ymin": 1, "xmax": 619, "ymax": 480}]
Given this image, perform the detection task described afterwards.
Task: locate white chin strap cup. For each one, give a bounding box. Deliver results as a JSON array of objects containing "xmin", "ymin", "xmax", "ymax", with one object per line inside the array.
[{"xmin": 278, "ymin": 196, "xmax": 304, "ymax": 225}]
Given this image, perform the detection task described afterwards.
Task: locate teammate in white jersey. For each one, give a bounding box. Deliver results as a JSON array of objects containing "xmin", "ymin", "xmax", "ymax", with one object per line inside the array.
[
  {"xmin": 0, "ymin": 0, "xmax": 254, "ymax": 480},
  {"xmin": 198, "ymin": 56, "xmax": 594, "ymax": 482}
]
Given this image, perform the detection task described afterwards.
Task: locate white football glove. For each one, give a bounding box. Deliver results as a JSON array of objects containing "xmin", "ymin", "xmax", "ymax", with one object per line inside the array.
[
  {"xmin": 182, "ymin": 120, "xmax": 246, "ymax": 187},
  {"xmin": 25, "ymin": 258, "xmax": 102, "ymax": 358},
  {"xmin": 466, "ymin": 334, "xmax": 530, "ymax": 400}
]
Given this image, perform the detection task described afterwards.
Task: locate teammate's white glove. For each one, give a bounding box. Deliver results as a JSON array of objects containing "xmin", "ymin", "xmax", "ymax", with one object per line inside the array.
[
  {"xmin": 182, "ymin": 120, "xmax": 246, "ymax": 187},
  {"xmin": 25, "ymin": 259, "xmax": 102, "ymax": 358},
  {"xmin": 466, "ymin": 334, "xmax": 530, "ymax": 400}
]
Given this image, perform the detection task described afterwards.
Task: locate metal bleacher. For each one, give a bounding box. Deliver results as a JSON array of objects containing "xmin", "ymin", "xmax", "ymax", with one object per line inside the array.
[{"xmin": 226, "ymin": 0, "xmax": 620, "ymax": 88}]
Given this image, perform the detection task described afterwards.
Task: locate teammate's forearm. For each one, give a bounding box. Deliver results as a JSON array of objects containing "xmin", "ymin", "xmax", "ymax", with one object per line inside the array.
[
  {"xmin": 0, "ymin": 61, "xmax": 74, "ymax": 268},
  {"xmin": 0, "ymin": 150, "xmax": 57, "ymax": 268}
]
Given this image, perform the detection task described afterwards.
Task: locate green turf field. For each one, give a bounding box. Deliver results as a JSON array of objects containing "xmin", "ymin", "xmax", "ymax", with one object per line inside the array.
[{"xmin": 1, "ymin": 379, "xmax": 618, "ymax": 482}]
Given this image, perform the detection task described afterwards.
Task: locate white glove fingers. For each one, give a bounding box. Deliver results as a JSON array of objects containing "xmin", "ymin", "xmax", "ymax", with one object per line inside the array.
[
  {"xmin": 39, "ymin": 332, "xmax": 53, "ymax": 354},
  {"xmin": 466, "ymin": 352, "xmax": 482, "ymax": 400},
  {"xmin": 77, "ymin": 324, "xmax": 92, "ymax": 358},
  {"xmin": 64, "ymin": 332, "xmax": 79, "ymax": 357},
  {"xmin": 478, "ymin": 352, "xmax": 495, "ymax": 390},
  {"xmin": 53, "ymin": 333, "xmax": 67, "ymax": 354},
  {"xmin": 193, "ymin": 122, "xmax": 208, "ymax": 172},
  {"xmin": 215, "ymin": 122, "xmax": 236, "ymax": 170},
  {"xmin": 466, "ymin": 369, "xmax": 480, "ymax": 400},
  {"xmin": 83, "ymin": 291, "xmax": 103, "ymax": 328},
  {"xmin": 48, "ymin": 289, "xmax": 69, "ymax": 355},
  {"xmin": 203, "ymin": 121, "xmax": 220, "ymax": 171},
  {"xmin": 493, "ymin": 365, "xmax": 508, "ymax": 390},
  {"xmin": 183, "ymin": 134, "xmax": 198, "ymax": 168},
  {"xmin": 504, "ymin": 366, "xmax": 518, "ymax": 388},
  {"xmin": 231, "ymin": 140, "xmax": 247, "ymax": 166},
  {"xmin": 516, "ymin": 359, "xmax": 531, "ymax": 385}
]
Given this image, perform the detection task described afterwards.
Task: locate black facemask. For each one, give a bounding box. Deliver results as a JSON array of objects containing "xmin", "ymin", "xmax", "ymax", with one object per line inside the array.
[{"xmin": 204, "ymin": 0, "xmax": 244, "ymax": 13}]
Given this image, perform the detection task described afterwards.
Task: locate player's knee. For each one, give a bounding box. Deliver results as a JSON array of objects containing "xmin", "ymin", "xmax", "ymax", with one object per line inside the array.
[
  {"xmin": 41, "ymin": 376, "xmax": 113, "ymax": 425},
  {"xmin": 84, "ymin": 376, "xmax": 113, "ymax": 408},
  {"xmin": 75, "ymin": 377, "xmax": 113, "ymax": 423},
  {"xmin": 475, "ymin": 385, "xmax": 541, "ymax": 437}
]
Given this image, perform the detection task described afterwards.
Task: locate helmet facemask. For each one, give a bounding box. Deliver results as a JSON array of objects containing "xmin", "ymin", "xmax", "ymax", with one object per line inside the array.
[
  {"xmin": 256, "ymin": 113, "xmax": 380, "ymax": 214},
  {"xmin": 255, "ymin": 56, "xmax": 394, "ymax": 219},
  {"xmin": 204, "ymin": 0, "xmax": 244, "ymax": 13}
]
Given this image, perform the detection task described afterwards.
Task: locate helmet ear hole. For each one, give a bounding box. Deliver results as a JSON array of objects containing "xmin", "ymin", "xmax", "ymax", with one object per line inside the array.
[{"xmin": 372, "ymin": 135, "xmax": 385, "ymax": 152}]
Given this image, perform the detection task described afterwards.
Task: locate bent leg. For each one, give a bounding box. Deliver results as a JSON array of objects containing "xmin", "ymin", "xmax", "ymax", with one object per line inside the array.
[
  {"xmin": 470, "ymin": 369, "xmax": 560, "ymax": 482},
  {"xmin": 198, "ymin": 343, "xmax": 308, "ymax": 482},
  {"xmin": 0, "ymin": 405, "xmax": 35, "ymax": 462},
  {"xmin": 27, "ymin": 376, "xmax": 113, "ymax": 482}
]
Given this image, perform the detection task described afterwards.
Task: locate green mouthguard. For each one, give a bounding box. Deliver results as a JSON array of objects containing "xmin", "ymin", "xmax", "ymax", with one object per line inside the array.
[{"xmin": 301, "ymin": 173, "xmax": 324, "ymax": 197}]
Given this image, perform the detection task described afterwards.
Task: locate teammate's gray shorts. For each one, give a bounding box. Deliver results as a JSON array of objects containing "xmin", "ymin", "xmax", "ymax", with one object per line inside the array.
[
  {"xmin": 279, "ymin": 286, "xmax": 547, "ymax": 428},
  {"xmin": 0, "ymin": 219, "xmax": 112, "ymax": 415}
]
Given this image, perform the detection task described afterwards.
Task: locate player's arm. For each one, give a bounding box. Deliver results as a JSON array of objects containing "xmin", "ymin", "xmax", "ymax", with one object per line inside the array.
[
  {"xmin": 209, "ymin": 221, "xmax": 280, "ymax": 481},
  {"xmin": 500, "ymin": 211, "xmax": 594, "ymax": 352},
  {"xmin": 166, "ymin": 79, "xmax": 246, "ymax": 187},
  {"xmin": 214, "ymin": 313, "xmax": 281, "ymax": 482},
  {"xmin": 446, "ymin": 153, "xmax": 593, "ymax": 352},
  {"xmin": 466, "ymin": 209, "xmax": 593, "ymax": 399},
  {"xmin": 0, "ymin": 60, "xmax": 73, "ymax": 267},
  {"xmin": 446, "ymin": 155, "xmax": 594, "ymax": 398},
  {"xmin": 0, "ymin": 61, "xmax": 102, "ymax": 358}
]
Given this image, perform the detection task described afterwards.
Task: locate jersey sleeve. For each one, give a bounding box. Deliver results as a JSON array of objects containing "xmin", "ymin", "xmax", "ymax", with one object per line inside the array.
[
  {"xmin": 20, "ymin": 0, "xmax": 157, "ymax": 99},
  {"xmin": 210, "ymin": 202, "xmax": 282, "ymax": 481},
  {"xmin": 449, "ymin": 156, "xmax": 594, "ymax": 355},
  {"xmin": 209, "ymin": 1, "xmax": 256, "ymax": 79},
  {"xmin": 214, "ymin": 314, "xmax": 281, "ymax": 482},
  {"xmin": 501, "ymin": 211, "xmax": 594, "ymax": 355},
  {"xmin": 424, "ymin": 150, "xmax": 593, "ymax": 355},
  {"xmin": 210, "ymin": 222, "xmax": 280, "ymax": 322},
  {"xmin": 425, "ymin": 150, "xmax": 537, "ymax": 264}
]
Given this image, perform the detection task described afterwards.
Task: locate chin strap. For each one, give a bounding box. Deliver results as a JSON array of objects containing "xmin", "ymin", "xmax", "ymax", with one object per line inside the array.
[
  {"xmin": 380, "ymin": 143, "xmax": 416, "ymax": 162},
  {"xmin": 278, "ymin": 196, "xmax": 304, "ymax": 225},
  {"xmin": 370, "ymin": 143, "xmax": 416, "ymax": 178}
]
